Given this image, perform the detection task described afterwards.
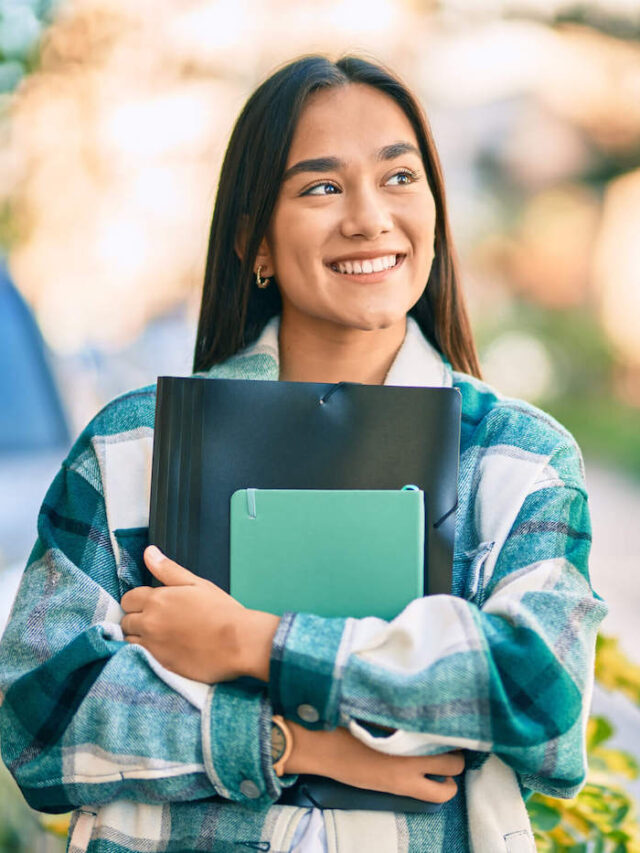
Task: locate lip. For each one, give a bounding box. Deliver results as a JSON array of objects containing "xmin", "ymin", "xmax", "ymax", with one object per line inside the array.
[{"xmin": 326, "ymin": 253, "xmax": 406, "ymax": 282}]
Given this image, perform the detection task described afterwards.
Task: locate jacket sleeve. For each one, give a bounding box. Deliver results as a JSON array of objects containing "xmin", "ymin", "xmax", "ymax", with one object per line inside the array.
[
  {"xmin": 268, "ymin": 438, "xmax": 607, "ymax": 799},
  {"xmin": 0, "ymin": 422, "xmax": 296, "ymax": 814}
]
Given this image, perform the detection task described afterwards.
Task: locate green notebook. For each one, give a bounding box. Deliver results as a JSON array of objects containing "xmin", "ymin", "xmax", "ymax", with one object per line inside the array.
[{"xmin": 229, "ymin": 487, "xmax": 424, "ymax": 619}]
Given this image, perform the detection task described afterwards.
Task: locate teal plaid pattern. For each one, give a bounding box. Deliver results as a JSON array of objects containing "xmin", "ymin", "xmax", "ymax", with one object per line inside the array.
[{"xmin": 0, "ymin": 318, "xmax": 606, "ymax": 852}]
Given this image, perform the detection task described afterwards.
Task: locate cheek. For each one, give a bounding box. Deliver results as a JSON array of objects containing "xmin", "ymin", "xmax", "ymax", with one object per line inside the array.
[
  {"xmin": 271, "ymin": 211, "xmax": 329, "ymax": 282},
  {"xmin": 404, "ymin": 199, "xmax": 437, "ymax": 258},
  {"xmin": 270, "ymin": 211, "xmax": 310, "ymax": 270}
]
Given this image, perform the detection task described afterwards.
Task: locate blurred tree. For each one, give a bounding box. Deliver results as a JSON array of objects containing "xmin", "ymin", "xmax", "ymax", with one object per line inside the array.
[
  {"xmin": 0, "ymin": 0, "xmax": 62, "ymax": 95},
  {"xmin": 476, "ymin": 300, "xmax": 640, "ymax": 479}
]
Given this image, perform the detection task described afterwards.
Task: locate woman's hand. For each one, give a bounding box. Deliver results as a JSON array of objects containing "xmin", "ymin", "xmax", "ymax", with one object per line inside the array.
[
  {"xmin": 120, "ymin": 546, "xmax": 280, "ymax": 683},
  {"xmin": 286, "ymin": 721, "xmax": 464, "ymax": 804}
]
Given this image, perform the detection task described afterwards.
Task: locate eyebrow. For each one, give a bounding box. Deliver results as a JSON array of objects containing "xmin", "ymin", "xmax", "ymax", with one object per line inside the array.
[{"xmin": 282, "ymin": 141, "xmax": 421, "ymax": 183}]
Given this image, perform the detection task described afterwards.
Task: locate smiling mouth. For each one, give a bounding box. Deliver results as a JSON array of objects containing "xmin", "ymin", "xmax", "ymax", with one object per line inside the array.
[{"xmin": 328, "ymin": 254, "xmax": 406, "ymax": 276}]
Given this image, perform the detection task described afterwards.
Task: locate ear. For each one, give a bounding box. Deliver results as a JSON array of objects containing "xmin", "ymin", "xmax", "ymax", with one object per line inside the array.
[{"xmin": 234, "ymin": 217, "xmax": 274, "ymax": 277}]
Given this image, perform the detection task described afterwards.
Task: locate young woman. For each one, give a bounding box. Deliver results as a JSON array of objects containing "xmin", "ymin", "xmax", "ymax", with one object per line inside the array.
[{"xmin": 0, "ymin": 55, "xmax": 606, "ymax": 853}]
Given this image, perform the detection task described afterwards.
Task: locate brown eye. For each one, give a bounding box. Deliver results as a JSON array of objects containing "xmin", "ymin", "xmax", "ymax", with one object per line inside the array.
[
  {"xmin": 386, "ymin": 169, "xmax": 419, "ymax": 186},
  {"xmin": 302, "ymin": 182, "xmax": 340, "ymax": 196}
]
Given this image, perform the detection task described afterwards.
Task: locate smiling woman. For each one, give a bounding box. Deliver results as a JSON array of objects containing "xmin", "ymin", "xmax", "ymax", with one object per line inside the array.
[
  {"xmin": 195, "ymin": 55, "xmax": 480, "ymax": 385},
  {"xmin": 0, "ymin": 55, "xmax": 606, "ymax": 853}
]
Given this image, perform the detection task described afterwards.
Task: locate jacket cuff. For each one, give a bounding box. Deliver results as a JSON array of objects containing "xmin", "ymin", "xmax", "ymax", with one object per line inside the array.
[
  {"xmin": 202, "ymin": 681, "xmax": 297, "ymax": 805},
  {"xmin": 268, "ymin": 611, "xmax": 347, "ymax": 730}
]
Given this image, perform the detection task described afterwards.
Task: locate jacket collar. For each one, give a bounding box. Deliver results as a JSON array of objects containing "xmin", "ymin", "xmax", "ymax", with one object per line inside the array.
[{"xmin": 205, "ymin": 314, "xmax": 452, "ymax": 388}]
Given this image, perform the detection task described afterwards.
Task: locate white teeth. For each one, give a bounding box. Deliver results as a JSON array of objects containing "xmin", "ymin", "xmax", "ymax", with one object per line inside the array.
[{"xmin": 333, "ymin": 254, "xmax": 398, "ymax": 275}]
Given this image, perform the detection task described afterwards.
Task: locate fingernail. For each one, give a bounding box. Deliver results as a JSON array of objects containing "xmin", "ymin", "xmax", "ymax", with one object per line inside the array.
[{"xmin": 146, "ymin": 545, "xmax": 163, "ymax": 565}]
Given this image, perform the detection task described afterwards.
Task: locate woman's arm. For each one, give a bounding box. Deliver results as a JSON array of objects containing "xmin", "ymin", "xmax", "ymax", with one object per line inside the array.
[
  {"xmin": 117, "ymin": 550, "xmax": 466, "ymax": 804},
  {"xmin": 0, "ymin": 420, "xmax": 292, "ymax": 813},
  {"xmin": 264, "ymin": 438, "xmax": 607, "ymax": 799},
  {"xmin": 283, "ymin": 718, "xmax": 464, "ymax": 803}
]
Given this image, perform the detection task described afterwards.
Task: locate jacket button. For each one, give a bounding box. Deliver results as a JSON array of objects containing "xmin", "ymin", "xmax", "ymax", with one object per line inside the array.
[
  {"xmin": 297, "ymin": 704, "xmax": 320, "ymax": 723},
  {"xmin": 240, "ymin": 780, "xmax": 261, "ymax": 799}
]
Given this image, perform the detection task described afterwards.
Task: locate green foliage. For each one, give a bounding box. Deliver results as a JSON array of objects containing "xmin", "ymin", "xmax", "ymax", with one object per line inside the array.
[
  {"xmin": 0, "ymin": 200, "xmax": 19, "ymax": 250},
  {"xmin": 548, "ymin": 396, "xmax": 640, "ymax": 482},
  {"xmin": 0, "ymin": 760, "xmax": 48, "ymax": 851},
  {"xmin": 476, "ymin": 302, "xmax": 640, "ymax": 479},
  {"xmin": 530, "ymin": 781, "xmax": 640, "ymax": 852},
  {"xmin": 0, "ymin": 760, "xmax": 67, "ymax": 851},
  {"xmin": 595, "ymin": 636, "xmax": 640, "ymax": 708},
  {"xmin": 476, "ymin": 301, "xmax": 614, "ymax": 398},
  {"xmin": 528, "ymin": 637, "xmax": 640, "ymax": 851}
]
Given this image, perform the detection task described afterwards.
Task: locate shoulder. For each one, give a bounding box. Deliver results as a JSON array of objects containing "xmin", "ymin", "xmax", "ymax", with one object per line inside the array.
[
  {"xmin": 60, "ymin": 384, "xmax": 157, "ymax": 501},
  {"xmin": 64, "ymin": 384, "xmax": 157, "ymax": 459},
  {"xmin": 81, "ymin": 384, "xmax": 157, "ymax": 440},
  {"xmin": 452, "ymin": 370, "xmax": 586, "ymax": 490},
  {"xmin": 55, "ymin": 384, "xmax": 159, "ymax": 530}
]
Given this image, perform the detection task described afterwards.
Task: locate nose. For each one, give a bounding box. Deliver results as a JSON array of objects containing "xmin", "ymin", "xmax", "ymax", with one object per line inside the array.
[{"xmin": 340, "ymin": 183, "xmax": 393, "ymax": 241}]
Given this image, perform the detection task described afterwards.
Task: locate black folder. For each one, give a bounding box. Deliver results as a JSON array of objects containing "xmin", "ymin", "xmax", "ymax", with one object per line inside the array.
[
  {"xmin": 149, "ymin": 376, "xmax": 461, "ymax": 597},
  {"xmin": 148, "ymin": 375, "xmax": 462, "ymax": 814}
]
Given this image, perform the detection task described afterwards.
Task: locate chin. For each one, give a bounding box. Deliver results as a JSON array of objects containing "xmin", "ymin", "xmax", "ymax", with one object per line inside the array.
[{"xmin": 336, "ymin": 308, "xmax": 406, "ymax": 332}]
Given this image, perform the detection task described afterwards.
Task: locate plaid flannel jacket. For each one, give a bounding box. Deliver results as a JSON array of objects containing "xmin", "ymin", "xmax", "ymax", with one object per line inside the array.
[{"xmin": 0, "ymin": 316, "xmax": 606, "ymax": 853}]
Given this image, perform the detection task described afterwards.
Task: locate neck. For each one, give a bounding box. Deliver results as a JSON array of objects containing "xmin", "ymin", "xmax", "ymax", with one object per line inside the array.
[{"xmin": 277, "ymin": 308, "xmax": 407, "ymax": 385}]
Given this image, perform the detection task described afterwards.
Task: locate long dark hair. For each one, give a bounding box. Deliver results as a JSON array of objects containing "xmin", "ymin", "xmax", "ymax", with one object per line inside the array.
[{"xmin": 193, "ymin": 54, "xmax": 481, "ymax": 378}]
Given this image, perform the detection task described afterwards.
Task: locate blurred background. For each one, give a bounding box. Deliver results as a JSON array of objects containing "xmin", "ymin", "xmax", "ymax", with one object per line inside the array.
[{"xmin": 0, "ymin": 0, "xmax": 639, "ymax": 849}]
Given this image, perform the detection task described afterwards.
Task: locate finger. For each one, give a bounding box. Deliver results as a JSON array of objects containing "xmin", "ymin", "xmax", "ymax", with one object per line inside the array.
[
  {"xmin": 121, "ymin": 586, "xmax": 152, "ymax": 612},
  {"xmin": 419, "ymin": 751, "xmax": 465, "ymax": 777},
  {"xmin": 144, "ymin": 546, "xmax": 198, "ymax": 586},
  {"xmin": 124, "ymin": 635, "xmax": 143, "ymax": 646},
  {"xmin": 415, "ymin": 775, "xmax": 458, "ymax": 804},
  {"xmin": 121, "ymin": 614, "xmax": 145, "ymax": 636}
]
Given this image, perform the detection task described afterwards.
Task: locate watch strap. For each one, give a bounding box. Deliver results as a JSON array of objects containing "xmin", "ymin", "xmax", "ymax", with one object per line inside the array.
[{"xmin": 271, "ymin": 714, "xmax": 293, "ymax": 777}]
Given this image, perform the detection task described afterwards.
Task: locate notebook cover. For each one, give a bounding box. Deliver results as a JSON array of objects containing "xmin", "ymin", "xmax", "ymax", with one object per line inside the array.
[
  {"xmin": 229, "ymin": 488, "xmax": 424, "ymax": 619},
  {"xmin": 149, "ymin": 376, "xmax": 461, "ymax": 596}
]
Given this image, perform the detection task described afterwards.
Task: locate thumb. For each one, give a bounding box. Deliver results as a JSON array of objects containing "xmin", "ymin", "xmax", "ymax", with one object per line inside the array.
[{"xmin": 144, "ymin": 546, "xmax": 198, "ymax": 586}]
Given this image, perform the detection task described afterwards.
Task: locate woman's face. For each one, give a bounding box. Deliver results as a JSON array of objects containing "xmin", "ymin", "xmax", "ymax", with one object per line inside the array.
[{"xmin": 263, "ymin": 82, "xmax": 437, "ymax": 334}]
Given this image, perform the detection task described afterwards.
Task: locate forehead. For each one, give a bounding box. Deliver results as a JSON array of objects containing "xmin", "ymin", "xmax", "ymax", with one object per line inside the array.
[{"xmin": 287, "ymin": 83, "xmax": 420, "ymax": 163}]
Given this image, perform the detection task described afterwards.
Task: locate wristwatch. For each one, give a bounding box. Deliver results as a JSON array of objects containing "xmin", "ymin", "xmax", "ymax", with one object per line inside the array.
[{"xmin": 270, "ymin": 715, "xmax": 293, "ymax": 777}]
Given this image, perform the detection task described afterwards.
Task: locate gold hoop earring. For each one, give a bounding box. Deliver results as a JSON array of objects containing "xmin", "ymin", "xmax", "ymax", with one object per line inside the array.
[{"xmin": 256, "ymin": 265, "xmax": 270, "ymax": 289}]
